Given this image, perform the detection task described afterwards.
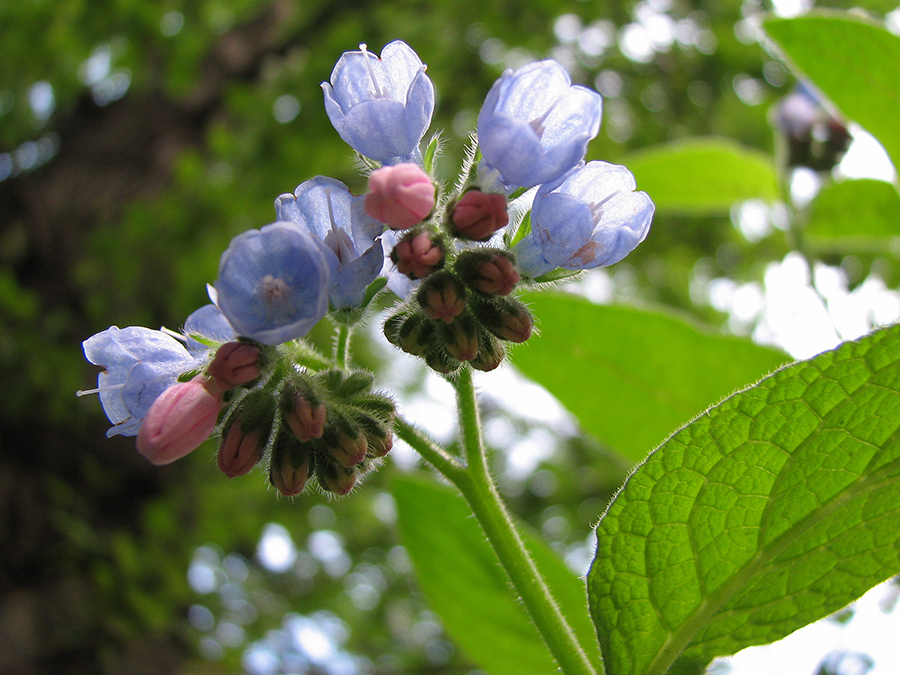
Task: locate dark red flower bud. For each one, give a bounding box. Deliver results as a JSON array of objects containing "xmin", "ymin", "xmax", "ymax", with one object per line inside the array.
[
  {"xmin": 391, "ymin": 230, "xmax": 445, "ymax": 279},
  {"xmin": 449, "ymin": 189, "xmax": 509, "ymax": 241},
  {"xmin": 207, "ymin": 341, "xmax": 262, "ymax": 390},
  {"xmin": 417, "ymin": 271, "xmax": 467, "ymax": 324},
  {"xmin": 439, "ymin": 313, "xmax": 480, "ymax": 362},
  {"xmin": 218, "ymin": 424, "xmax": 265, "ymax": 478},
  {"xmin": 472, "ymin": 296, "xmax": 534, "ymax": 343},
  {"xmin": 457, "ymin": 249, "xmax": 520, "ymax": 296}
]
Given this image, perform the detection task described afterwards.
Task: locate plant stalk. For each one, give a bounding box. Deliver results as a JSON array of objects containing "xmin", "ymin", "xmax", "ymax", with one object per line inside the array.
[{"xmin": 451, "ymin": 366, "xmax": 598, "ymax": 675}]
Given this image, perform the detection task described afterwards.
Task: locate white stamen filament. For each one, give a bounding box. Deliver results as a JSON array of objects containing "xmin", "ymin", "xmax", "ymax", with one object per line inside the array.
[
  {"xmin": 323, "ymin": 188, "xmax": 356, "ymax": 264},
  {"xmin": 76, "ymin": 383, "xmax": 124, "ymax": 397},
  {"xmin": 359, "ymin": 43, "xmax": 384, "ymax": 98},
  {"xmin": 528, "ymin": 98, "xmax": 561, "ymax": 139},
  {"xmin": 588, "ymin": 191, "xmax": 619, "ymax": 222}
]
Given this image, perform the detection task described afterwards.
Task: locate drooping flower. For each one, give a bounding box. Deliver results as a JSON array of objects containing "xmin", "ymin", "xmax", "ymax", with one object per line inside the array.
[
  {"xmin": 137, "ymin": 375, "xmax": 223, "ymax": 465},
  {"xmin": 364, "ymin": 163, "xmax": 435, "ymax": 230},
  {"xmin": 276, "ymin": 177, "xmax": 384, "ymax": 309},
  {"xmin": 514, "ymin": 161, "xmax": 654, "ymax": 277},
  {"xmin": 214, "ymin": 222, "xmax": 330, "ymax": 345},
  {"xmin": 322, "ymin": 41, "xmax": 435, "ymax": 164},
  {"xmin": 81, "ymin": 326, "xmax": 202, "ymax": 437},
  {"xmin": 477, "ymin": 60, "xmax": 602, "ymax": 190}
]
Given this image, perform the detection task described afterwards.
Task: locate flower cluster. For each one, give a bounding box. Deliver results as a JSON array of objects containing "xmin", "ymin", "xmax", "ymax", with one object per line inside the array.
[{"xmin": 80, "ymin": 40, "xmax": 653, "ymax": 497}]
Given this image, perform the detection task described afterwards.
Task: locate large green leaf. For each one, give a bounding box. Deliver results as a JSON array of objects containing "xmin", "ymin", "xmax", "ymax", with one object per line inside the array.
[
  {"xmin": 622, "ymin": 138, "xmax": 779, "ymax": 214},
  {"xmin": 805, "ymin": 178, "xmax": 900, "ymax": 249},
  {"xmin": 588, "ymin": 324, "xmax": 900, "ymax": 675},
  {"xmin": 763, "ymin": 13, "xmax": 900, "ymax": 172},
  {"xmin": 513, "ymin": 293, "xmax": 788, "ymax": 462},
  {"xmin": 391, "ymin": 473, "xmax": 602, "ymax": 675}
]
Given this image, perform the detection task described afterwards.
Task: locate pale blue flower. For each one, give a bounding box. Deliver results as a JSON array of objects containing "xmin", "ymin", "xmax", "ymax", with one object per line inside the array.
[
  {"xmin": 477, "ymin": 60, "xmax": 602, "ymax": 190},
  {"xmin": 275, "ymin": 176, "xmax": 385, "ymax": 309},
  {"xmin": 322, "ymin": 41, "xmax": 435, "ymax": 164},
  {"xmin": 514, "ymin": 161, "xmax": 653, "ymax": 277},
  {"xmin": 82, "ymin": 326, "xmax": 200, "ymax": 437},
  {"xmin": 214, "ymin": 222, "xmax": 330, "ymax": 345},
  {"xmin": 183, "ymin": 303, "xmax": 237, "ymax": 355}
]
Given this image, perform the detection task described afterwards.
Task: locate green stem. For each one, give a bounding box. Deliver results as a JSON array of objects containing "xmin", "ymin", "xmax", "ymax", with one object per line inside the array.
[
  {"xmin": 335, "ymin": 324, "xmax": 351, "ymax": 369},
  {"xmin": 394, "ymin": 417, "xmax": 466, "ymax": 484},
  {"xmin": 451, "ymin": 367, "xmax": 598, "ymax": 675}
]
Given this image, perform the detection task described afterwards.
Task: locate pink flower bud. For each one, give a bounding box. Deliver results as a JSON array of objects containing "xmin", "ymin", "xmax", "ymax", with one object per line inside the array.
[
  {"xmin": 392, "ymin": 231, "xmax": 444, "ymax": 279},
  {"xmin": 207, "ymin": 342, "xmax": 262, "ymax": 390},
  {"xmin": 136, "ymin": 376, "xmax": 223, "ymax": 465},
  {"xmin": 450, "ymin": 190, "xmax": 509, "ymax": 241},
  {"xmin": 364, "ymin": 163, "xmax": 435, "ymax": 230},
  {"xmin": 284, "ymin": 393, "xmax": 326, "ymax": 442},
  {"xmin": 218, "ymin": 424, "xmax": 264, "ymax": 478}
]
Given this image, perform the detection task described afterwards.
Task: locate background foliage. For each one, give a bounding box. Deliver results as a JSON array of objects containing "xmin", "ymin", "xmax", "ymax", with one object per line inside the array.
[{"xmin": 2, "ymin": 0, "xmax": 898, "ymax": 674}]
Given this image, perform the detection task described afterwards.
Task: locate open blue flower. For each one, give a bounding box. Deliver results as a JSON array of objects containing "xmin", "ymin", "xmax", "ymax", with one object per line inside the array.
[
  {"xmin": 183, "ymin": 303, "xmax": 237, "ymax": 355},
  {"xmin": 82, "ymin": 326, "xmax": 200, "ymax": 437},
  {"xmin": 477, "ymin": 60, "xmax": 601, "ymax": 190},
  {"xmin": 322, "ymin": 41, "xmax": 435, "ymax": 164},
  {"xmin": 275, "ymin": 176, "xmax": 385, "ymax": 309},
  {"xmin": 214, "ymin": 222, "xmax": 330, "ymax": 345},
  {"xmin": 514, "ymin": 161, "xmax": 654, "ymax": 277}
]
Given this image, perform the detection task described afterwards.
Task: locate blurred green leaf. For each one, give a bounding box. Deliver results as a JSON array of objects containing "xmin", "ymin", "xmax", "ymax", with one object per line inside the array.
[
  {"xmin": 763, "ymin": 12, "xmax": 900, "ymax": 172},
  {"xmin": 513, "ymin": 293, "xmax": 788, "ymax": 462},
  {"xmin": 588, "ymin": 324, "xmax": 900, "ymax": 675},
  {"xmin": 392, "ymin": 472, "xmax": 602, "ymax": 675},
  {"xmin": 805, "ymin": 178, "xmax": 900, "ymax": 249},
  {"xmin": 622, "ymin": 138, "xmax": 780, "ymax": 215}
]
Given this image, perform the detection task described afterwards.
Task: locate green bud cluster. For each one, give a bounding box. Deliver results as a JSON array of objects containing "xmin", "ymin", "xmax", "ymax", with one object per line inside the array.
[
  {"xmin": 384, "ymin": 249, "xmax": 533, "ymax": 374},
  {"xmin": 216, "ymin": 355, "xmax": 395, "ymax": 497}
]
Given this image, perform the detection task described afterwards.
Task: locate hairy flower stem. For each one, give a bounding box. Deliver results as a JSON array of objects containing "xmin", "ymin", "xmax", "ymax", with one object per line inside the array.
[
  {"xmin": 335, "ymin": 324, "xmax": 351, "ymax": 369},
  {"xmin": 398, "ymin": 369, "xmax": 598, "ymax": 675}
]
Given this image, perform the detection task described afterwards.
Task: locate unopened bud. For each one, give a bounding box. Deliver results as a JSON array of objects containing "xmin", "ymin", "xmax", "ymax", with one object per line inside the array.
[
  {"xmin": 471, "ymin": 331, "xmax": 505, "ymax": 372},
  {"xmin": 391, "ymin": 229, "xmax": 445, "ymax": 279},
  {"xmin": 457, "ymin": 249, "xmax": 520, "ymax": 296},
  {"xmin": 207, "ymin": 341, "xmax": 262, "ymax": 390},
  {"xmin": 424, "ymin": 345, "xmax": 461, "ymax": 375},
  {"xmin": 323, "ymin": 425, "xmax": 369, "ymax": 468},
  {"xmin": 417, "ymin": 271, "xmax": 467, "ymax": 324},
  {"xmin": 137, "ymin": 375, "xmax": 223, "ymax": 465},
  {"xmin": 269, "ymin": 429, "xmax": 310, "ymax": 497},
  {"xmin": 397, "ymin": 312, "xmax": 434, "ymax": 356},
  {"xmin": 218, "ymin": 424, "xmax": 265, "ymax": 478},
  {"xmin": 284, "ymin": 391, "xmax": 326, "ymax": 442},
  {"xmin": 364, "ymin": 163, "xmax": 435, "ymax": 230},
  {"xmin": 449, "ymin": 189, "xmax": 509, "ymax": 241},
  {"xmin": 318, "ymin": 463, "xmax": 357, "ymax": 496},
  {"xmin": 439, "ymin": 313, "xmax": 480, "ymax": 362},
  {"xmin": 472, "ymin": 296, "xmax": 534, "ymax": 343},
  {"xmin": 270, "ymin": 451, "xmax": 309, "ymax": 497}
]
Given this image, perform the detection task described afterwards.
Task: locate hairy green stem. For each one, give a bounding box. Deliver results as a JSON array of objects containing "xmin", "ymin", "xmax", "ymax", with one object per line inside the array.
[
  {"xmin": 335, "ymin": 324, "xmax": 351, "ymax": 369},
  {"xmin": 394, "ymin": 417, "xmax": 466, "ymax": 483},
  {"xmin": 451, "ymin": 367, "xmax": 598, "ymax": 675}
]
